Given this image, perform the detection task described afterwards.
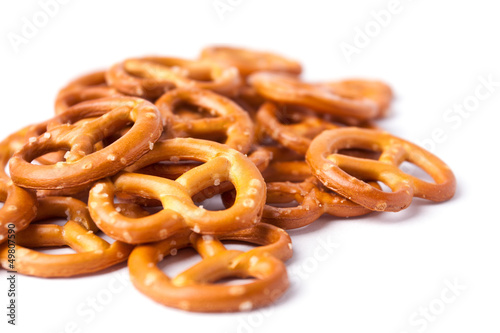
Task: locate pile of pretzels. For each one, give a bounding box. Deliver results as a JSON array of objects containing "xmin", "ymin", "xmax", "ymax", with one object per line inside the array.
[{"xmin": 0, "ymin": 46, "xmax": 456, "ymax": 312}]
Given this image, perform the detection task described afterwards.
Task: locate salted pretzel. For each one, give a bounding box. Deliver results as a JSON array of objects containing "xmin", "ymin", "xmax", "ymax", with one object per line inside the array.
[
  {"xmin": 320, "ymin": 79, "xmax": 393, "ymax": 118},
  {"xmin": 256, "ymin": 102, "xmax": 379, "ymax": 155},
  {"xmin": 55, "ymin": 71, "xmax": 122, "ymax": 114},
  {"xmin": 155, "ymin": 88, "xmax": 254, "ymax": 153},
  {"xmin": 88, "ymin": 138, "xmax": 266, "ymax": 244},
  {"xmin": 306, "ymin": 128, "xmax": 456, "ymax": 212},
  {"xmin": 199, "ymin": 45, "xmax": 302, "ymax": 77},
  {"xmin": 129, "ymin": 222, "xmax": 292, "ymax": 312},
  {"xmin": 106, "ymin": 57, "xmax": 241, "ymax": 100},
  {"xmin": 9, "ymin": 97, "xmax": 163, "ymax": 190},
  {"xmin": 222, "ymin": 160, "xmax": 374, "ymax": 229},
  {"xmin": 248, "ymin": 72, "xmax": 380, "ymax": 121},
  {"xmin": 0, "ymin": 127, "xmax": 38, "ymax": 243},
  {"xmin": 127, "ymin": 145, "xmax": 273, "ymax": 205},
  {"xmin": 0, "ymin": 197, "xmax": 144, "ymax": 277}
]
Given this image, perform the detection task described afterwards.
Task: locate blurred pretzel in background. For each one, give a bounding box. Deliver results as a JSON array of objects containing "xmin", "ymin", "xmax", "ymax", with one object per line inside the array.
[
  {"xmin": 199, "ymin": 45, "xmax": 302, "ymax": 77},
  {"xmin": 55, "ymin": 71, "xmax": 123, "ymax": 115},
  {"xmin": 106, "ymin": 56, "xmax": 242, "ymax": 100},
  {"xmin": 248, "ymin": 72, "xmax": 381, "ymax": 121}
]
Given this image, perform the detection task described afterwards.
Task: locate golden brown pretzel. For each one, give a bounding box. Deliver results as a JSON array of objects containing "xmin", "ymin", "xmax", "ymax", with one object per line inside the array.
[
  {"xmin": 115, "ymin": 145, "xmax": 272, "ymax": 207},
  {"xmin": 306, "ymin": 128, "xmax": 456, "ymax": 212},
  {"xmin": 128, "ymin": 222, "xmax": 292, "ymax": 312},
  {"xmin": 256, "ymin": 102, "xmax": 378, "ymax": 155},
  {"xmin": 199, "ymin": 45, "xmax": 302, "ymax": 77},
  {"xmin": 88, "ymin": 138, "xmax": 266, "ymax": 244},
  {"xmin": 106, "ymin": 57, "xmax": 241, "ymax": 99},
  {"xmin": 0, "ymin": 197, "xmax": 138, "ymax": 277},
  {"xmin": 55, "ymin": 71, "xmax": 122, "ymax": 114},
  {"xmin": 223, "ymin": 160, "xmax": 374, "ymax": 229},
  {"xmin": 321, "ymin": 79, "xmax": 393, "ymax": 118},
  {"xmin": 0, "ymin": 127, "xmax": 38, "ymax": 243},
  {"xmin": 248, "ymin": 72, "xmax": 380, "ymax": 120},
  {"xmin": 155, "ymin": 88, "xmax": 254, "ymax": 153},
  {"xmin": 9, "ymin": 97, "xmax": 163, "ymax": 190}
]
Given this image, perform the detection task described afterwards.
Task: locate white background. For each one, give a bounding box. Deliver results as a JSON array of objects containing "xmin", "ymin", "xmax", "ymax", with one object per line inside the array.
[{"xmin": 1, "ymin": 1, "xmax": 499, "ymax": 332}]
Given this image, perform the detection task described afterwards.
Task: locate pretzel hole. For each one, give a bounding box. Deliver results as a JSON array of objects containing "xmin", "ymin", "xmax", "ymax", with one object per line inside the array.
[
  {"xmin": 35, "ymin": 150, "xmax": 66, "ymax": 165},
  {"xmin": 222, "ymin": 241, "xmax": 256, "ymax": 254},
  {"xmin": 194, "ymin": 193, "xmax": 227, "ymax": 211},
  {"xmin": 275, "ymin": 106, "xmax": 309, "ymax": 125},
  {"xmin": 337, "ymin": 148, "xmax": 381, "ymax": 160},
  {"xmin": 157, "ymin": 247, "xmax": 201, "ymax": 276},
  {"xmin": 31, "ymin": 216, "xmax": 67, "ymax": 227},
  {"xmin": 375, "ymin": 181, "xmax": 393, "ymax": 193},
  {"xmin": 399, "ymin": 161, "xmax": 434, "ymax": 183},
  {"xmin": 175, "ymin": 103, "xmax": 219, "ymax": 119},
  {"xmin": 31, "ymin": 246, "xmax": 76, "ymax": 255},
  {"xmin": 213, "ymin": 276, "xmax": 256, "ymax": 286}
]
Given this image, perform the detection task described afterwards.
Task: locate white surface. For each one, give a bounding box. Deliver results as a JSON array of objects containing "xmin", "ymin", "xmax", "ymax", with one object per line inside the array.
[{"xmin": 1, "ymin": 1, "xmax": 499, "ymax": 332}]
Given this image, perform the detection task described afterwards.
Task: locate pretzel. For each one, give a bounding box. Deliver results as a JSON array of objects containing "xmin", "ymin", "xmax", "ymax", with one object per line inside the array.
[
  {"xmin": 0, "ymin": 197, "xmax": 143, "ymax": 277},
  {"xmin": 0, "ymin": 127, "xmax": 38, "ymax": 243},
  {"xmin": 155, "ymin": 88, "xmax": 254, "ymax": 153},
  {"xmin": 306, "ymin": 128, "xmax": 456, "ymax": 212},
  {"xmin": 248, "ymin": 72, "xmax": 380, "ymax": 120},
  {"xmin": 55, "ymin": 71, "xmax": 122, "ymax": 114},
  {"xmin": 222, "ymin": 160, "xmax": 374, "ymax": 229},
  {"xmin": 128, "ymin": 222, "xmax": 292, "ymax": 312},
  {"xmin": 9, "ymin": 97, "xmax": 163, "ymax": 190},
  {"xmin": 320, "ymin": 79, "xmax": 393, "ymax": 118},
  {"xmin": 106, "ymin": 57, "xmax": 241, "ymax": 100},
  {"xmin": 256, "ymin": 102, "xmax": 379, "ymax": 155},
  {"xmin": 88, "ymin": 138, "xmax": 266, "ymax": 244},
  {"xmin": 199, "ymin": 45, "xmax": 302, "ymax": 77},
  {"xmin": 129, "ymin": 145, "xmax": 273, "ymax": 205}
]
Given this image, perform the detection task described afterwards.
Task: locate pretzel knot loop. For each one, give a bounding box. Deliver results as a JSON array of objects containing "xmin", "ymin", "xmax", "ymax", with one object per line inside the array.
[
  {"xmin": 0, "ymin": 197, "xmax": 136, "ymax": 277},
  {"xmin": 128, "ymin": 223, "xmax": 292, "ymax": 312},
  {"xmin": 88, "ymin": 138, "xmax": 266, "ymax": 244},
  {"xmin": 9, "ymin": 97, "xmax": 163, "ymax": 190},
  {"xmin": 306, "ymin": 128, "xmax": 456, "ymax": 212}
]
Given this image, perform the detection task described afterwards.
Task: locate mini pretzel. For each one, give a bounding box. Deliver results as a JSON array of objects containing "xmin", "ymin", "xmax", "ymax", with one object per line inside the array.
[
  {"xmin": 155, "ymin": 88, "xmax": 254, "ymax": 153},
  {"xmin": 306, "ymin": 128, "xmax": 456, "ymax": 212},
  {"xmin": 88, "ymin": 138, "xmax": 266, "ymax": 244},
  {"xmin": 55, "ymin": 71, "xmax": 122, "ymax": 114},
  {"xmin": 199, "ymin": 45, "xmax": 302, "ymax": 77},
  {"xmin": 248, "ymin": 72, "xmax": 379, "ymax": 120},
  {"xmin": 128, "ymin": 222, "xmax": 292, "ymax": 312},
  {"xmin": 256, "ymin": 102, "xmax": 379, "ymax": 155},
  {"xmin": 0, "ymin": 127, "xmax": 38, "ymax": 243},
  {"xmin": 106, "ymin": 57, "xmax": 241, "ymax": 99},
  {"xmin": 129, "ymin": 145, "xmax": 273, "ymax": 205},
  {"xmin": 321, "ymin": 79, "xmax": 393, "ymax": 118},
  {"xmin": 9, "ymin": 97, "xmax": 163, "ymax": 190},
  {"xmin": 223, "ymin": 160, "xmax": 374, "ymax": 229},
  {"xmin": 0, "ymin": 197, "xmax": 139, "ymax": 277}
]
